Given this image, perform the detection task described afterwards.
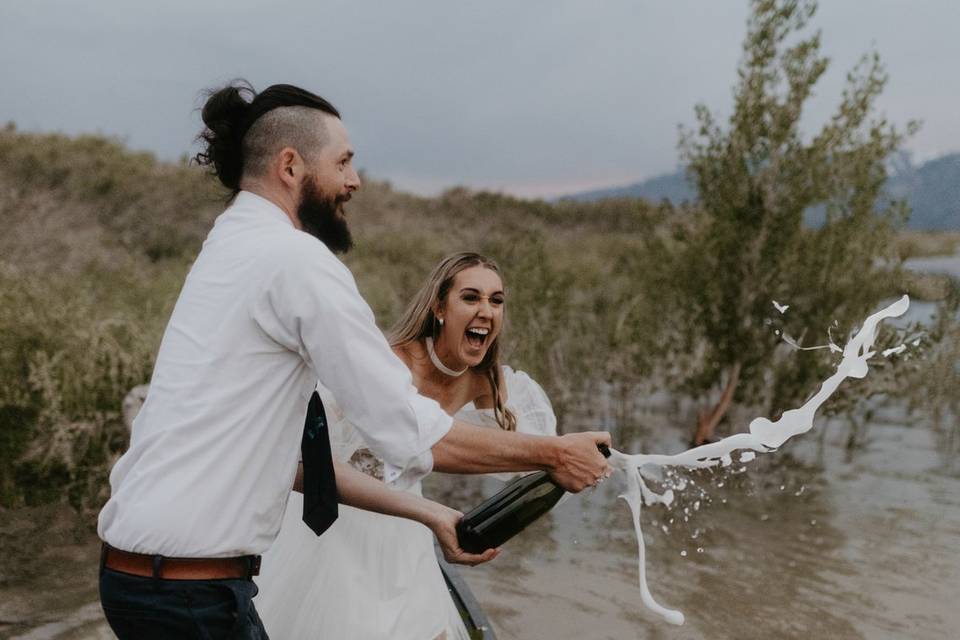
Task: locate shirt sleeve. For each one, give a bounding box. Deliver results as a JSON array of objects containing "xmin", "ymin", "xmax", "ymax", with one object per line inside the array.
[{"xmin": 251, "ymin": 240, "xmax": 453, "ymax": 487}]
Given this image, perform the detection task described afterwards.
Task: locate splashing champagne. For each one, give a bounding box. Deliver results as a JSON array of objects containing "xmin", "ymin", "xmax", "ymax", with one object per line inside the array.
[{"xmin": 612, "ymin": 295, "xmax": 911, "ymax": 626}]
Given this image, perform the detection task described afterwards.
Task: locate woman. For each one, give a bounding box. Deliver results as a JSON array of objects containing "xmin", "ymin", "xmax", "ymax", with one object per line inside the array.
[{"xmin": 255, "ymin": 252, "xmax": 558, "ymax": 639}]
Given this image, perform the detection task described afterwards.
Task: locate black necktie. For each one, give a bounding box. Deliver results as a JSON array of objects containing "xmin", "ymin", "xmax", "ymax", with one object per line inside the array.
[{"xmin": 301, "ymin": 391, "xmax": 338, "ymax": 536}]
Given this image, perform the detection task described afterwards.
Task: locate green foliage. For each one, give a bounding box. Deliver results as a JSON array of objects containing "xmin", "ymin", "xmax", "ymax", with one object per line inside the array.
[
  {"xmin": 0, "ymin": 127, "xmax": 203, "ymax": 508},
  {"xmin": 668, "ymin": 0, "xmax": 916, "ymax": 415},
  {"xmin": 0, "ymin": 262, "xmax": 184, "ymax": 508},
  {"xmin": 0, "ymin": 128, "xmax": 224, "ymax": 262}
]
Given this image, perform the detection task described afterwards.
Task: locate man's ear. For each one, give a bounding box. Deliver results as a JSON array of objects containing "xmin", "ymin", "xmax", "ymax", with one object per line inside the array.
[{"xmin": 277, "ymin": 147, "xmax": 303, "ymax": 189}]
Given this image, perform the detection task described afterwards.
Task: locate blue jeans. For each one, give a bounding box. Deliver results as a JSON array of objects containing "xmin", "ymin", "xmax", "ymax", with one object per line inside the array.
[{"xmin": 99, "ymin": 567, "xmax": 269, "ymax": 639}]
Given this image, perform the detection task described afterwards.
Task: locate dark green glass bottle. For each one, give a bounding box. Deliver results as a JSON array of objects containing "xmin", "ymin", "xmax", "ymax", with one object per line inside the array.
[{"xmin": 456, "ymin": 444, "xmax": 610, "ymax": 553}]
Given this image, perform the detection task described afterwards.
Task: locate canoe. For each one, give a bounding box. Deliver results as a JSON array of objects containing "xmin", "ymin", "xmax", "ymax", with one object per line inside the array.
[{"xmin": 434, "ymin": 544, "xmax": 498, "ymax": 639}]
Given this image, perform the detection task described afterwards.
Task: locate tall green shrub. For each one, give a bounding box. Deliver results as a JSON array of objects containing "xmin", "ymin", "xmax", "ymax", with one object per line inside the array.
[{"xmin": 672, "ymin": 0, "xmax": 915, "ymax": 443}]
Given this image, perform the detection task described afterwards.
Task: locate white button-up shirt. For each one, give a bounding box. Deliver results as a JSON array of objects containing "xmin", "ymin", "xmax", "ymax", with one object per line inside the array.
[{"xmin": 98, "ymin": 191, "xmax": 453, "ymax": 558}]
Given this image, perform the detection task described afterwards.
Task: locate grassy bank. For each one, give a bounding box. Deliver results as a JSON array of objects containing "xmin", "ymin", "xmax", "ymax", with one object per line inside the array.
[{"xmin": 896, "ymin": 231, "xmax": 960, "ymax": 259}]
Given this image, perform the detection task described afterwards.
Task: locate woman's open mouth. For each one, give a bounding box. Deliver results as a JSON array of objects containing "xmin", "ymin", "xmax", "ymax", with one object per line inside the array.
[{"xmin": 465, "ymin": 327, "xmax": 489, "ymax": 349}]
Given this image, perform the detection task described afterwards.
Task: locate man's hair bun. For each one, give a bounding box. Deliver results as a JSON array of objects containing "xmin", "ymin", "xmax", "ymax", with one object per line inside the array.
[{"xmin": 194, "ymin": 80, "xmax": 256, "ymax": 192}]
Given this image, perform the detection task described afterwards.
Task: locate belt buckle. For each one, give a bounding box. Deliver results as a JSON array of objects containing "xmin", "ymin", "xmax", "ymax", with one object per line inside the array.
[{"xmin": 248, "ymin": 555, "xmax": 261, "ymax": 578}]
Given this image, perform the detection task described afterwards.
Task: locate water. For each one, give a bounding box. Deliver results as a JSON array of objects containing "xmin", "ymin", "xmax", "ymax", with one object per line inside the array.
[
  {"xmin": 428, "ymin": 402, "xmax": 960, "ymax": 639},
  {"xmin": 903, "ymin": 253, "xmax": 960, "ymax": 277}
]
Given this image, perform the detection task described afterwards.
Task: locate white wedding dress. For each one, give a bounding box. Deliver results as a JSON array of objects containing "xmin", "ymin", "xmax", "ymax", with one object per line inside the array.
[{"xmin": 254, "ymin": 366, "xmax": 557, "ymax": 639}]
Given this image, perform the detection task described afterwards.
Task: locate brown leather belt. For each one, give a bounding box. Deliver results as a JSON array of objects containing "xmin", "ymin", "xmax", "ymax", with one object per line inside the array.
[{"xmin": 101, "ymin": 544, "xmax": 261, "ymax": 581}]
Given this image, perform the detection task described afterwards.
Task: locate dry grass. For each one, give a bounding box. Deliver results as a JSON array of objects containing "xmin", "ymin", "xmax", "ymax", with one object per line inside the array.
[{"xmin": 895, "ymin": 230, "xmax": 960, "ymax": 259}]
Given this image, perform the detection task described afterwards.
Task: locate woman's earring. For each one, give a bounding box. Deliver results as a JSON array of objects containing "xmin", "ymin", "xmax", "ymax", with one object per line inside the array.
[{"xmin": 438, "ymin": 318, "xmax": 444, "ymax": 326}]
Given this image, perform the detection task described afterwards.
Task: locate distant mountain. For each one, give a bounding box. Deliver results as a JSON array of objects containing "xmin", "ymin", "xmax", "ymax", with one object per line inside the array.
[
  {"xmin": 566, "ymin": 170, "xmax": 696, "ymax": 205},
  {"xmin": 886, "ymin": 153, "xmax": 960, "ymax": 230},
  {"xmin": 564, "ymin": 153, "xmax": 960, "ymax": 231}
]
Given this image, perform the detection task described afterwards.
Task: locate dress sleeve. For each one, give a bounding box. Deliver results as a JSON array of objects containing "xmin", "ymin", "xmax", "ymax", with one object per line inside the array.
[
  {"xmin": 252, "ymin": 241, "xmax": 452, "ymax": 488},
  {"xmin": 453, "ymin": 366, "xmax": 558, "ymax": 482},
  {"xmin": 502, "ymin": 366, "xmax": 558, "ymax": 438}
]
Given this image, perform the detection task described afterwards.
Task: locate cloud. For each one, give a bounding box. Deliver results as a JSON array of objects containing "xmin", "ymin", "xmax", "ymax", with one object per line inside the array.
[{"xmin": 2, "ymin": 0, "xmax": 957, "ymax": 197}]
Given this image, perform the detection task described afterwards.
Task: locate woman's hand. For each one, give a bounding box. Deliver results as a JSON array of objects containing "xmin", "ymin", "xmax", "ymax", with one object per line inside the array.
[{"xmin": 426, "ymin": 504, "xmax": 500, "ymax": 567}]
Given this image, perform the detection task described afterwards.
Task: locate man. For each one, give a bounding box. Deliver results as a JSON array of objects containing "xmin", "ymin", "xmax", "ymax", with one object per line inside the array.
[{"xmin": 97, "ymin": 81, "xmax": 611, "ymax": 638}]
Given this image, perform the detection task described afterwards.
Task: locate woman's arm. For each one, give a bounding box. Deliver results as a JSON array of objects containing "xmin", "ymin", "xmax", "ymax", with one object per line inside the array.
[{"xmin": 293, "ymin": 461, "xmax": 499, "ymax": 567}]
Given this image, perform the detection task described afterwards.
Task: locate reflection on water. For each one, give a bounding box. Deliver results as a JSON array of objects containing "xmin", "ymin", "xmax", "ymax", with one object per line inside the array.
[
  {"xmin": 904, "ymin": 252, "xmax": 960, "ymax": 277},
  {"xmin": 426, "ymin": 397, "xmax": 960, "ymax": 640}
]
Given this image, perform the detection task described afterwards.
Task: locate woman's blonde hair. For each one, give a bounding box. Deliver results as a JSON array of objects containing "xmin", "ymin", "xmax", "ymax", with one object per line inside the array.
[{"xmin": 389, "ymin": 252, "xmax": 517, "ymax": 431}]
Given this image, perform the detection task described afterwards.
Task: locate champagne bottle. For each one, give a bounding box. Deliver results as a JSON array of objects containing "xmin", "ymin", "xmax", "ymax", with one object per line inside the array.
[{"xmin": 456, "ymin": 444, "xmax": 611, "ymax": 553}]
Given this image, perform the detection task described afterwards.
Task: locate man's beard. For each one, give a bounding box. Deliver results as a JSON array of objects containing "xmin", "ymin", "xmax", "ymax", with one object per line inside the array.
[{"xmin": 297, "ymin": 176, "xmax": 353, "ymax": 254}]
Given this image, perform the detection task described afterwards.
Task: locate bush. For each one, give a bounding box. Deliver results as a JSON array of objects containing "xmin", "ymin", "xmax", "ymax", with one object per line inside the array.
[{"xmin": 0, "ymin": 261, "xmax": 185, "ymax": 509}]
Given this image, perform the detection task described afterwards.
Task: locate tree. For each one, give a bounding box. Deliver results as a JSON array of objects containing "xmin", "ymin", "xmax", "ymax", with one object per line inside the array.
[{"xmin": 672, "ymin": 0, "xmax": 916, "ymax": 444}]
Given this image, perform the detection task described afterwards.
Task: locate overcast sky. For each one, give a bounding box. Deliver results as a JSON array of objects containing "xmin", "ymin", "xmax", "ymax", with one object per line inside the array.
[{"xmin": 2, "ymin": 1, "xmax": 957, "ymax": 198}]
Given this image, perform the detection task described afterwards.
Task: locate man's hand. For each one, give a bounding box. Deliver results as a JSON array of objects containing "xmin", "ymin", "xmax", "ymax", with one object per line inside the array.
[
  {"xmin": 426, "ymin": 504, "xmax": 500, "ymax": 567},
  {"xmin": 548, "ymin": 431, "xmax": 613, "ymax": 493}
]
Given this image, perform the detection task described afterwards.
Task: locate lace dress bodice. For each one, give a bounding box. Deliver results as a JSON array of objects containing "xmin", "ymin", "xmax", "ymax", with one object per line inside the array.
[{"xmin": 346, "ymin": 448, "xmax": 385, "ymax": 481}]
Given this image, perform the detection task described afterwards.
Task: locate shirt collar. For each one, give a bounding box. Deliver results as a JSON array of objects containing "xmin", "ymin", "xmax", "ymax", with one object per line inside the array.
[{"xmin": 233, "ymin": 190, "xmax": 296, "ymax": 228}]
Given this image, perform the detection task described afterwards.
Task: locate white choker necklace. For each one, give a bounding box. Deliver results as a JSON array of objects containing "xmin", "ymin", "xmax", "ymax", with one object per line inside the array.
[{"xmin": 425, "ymin": 337, "xmax": 467, "ymax": 377}]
